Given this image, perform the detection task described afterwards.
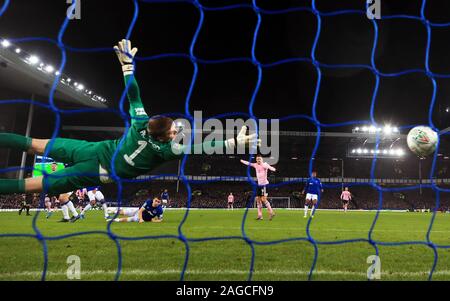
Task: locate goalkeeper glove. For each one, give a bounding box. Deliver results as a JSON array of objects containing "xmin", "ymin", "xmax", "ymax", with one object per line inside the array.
[
  {"xmin": 225, "ymin": 126, "xmax": 261, "ymax": 150},
  {"xmin": 114, "ymin": 39, "xmax": 138, "ymax": 75}
]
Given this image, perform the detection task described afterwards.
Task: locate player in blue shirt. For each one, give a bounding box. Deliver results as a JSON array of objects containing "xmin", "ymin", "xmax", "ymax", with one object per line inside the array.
[
  {"xmin": 160, "ymin": 189, "xmax": 169, "ymax": 218},
  {"xmin": 302, "ymin": 171, "xmax": 324, "ymax": 218},
  {"xmin": 107, "ymin": 198, "xmax": 163, "ymax": 223}
]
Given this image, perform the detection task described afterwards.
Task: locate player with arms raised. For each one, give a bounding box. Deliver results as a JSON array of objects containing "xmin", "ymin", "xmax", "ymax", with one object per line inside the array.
[
  {"xmin": 0, "ymin": 39, "xmax": 260, "ymax": 197},
  {"xmin": 240, "ymin": 154, "xmax": 276, "ymax": 220},
  {"xmin": 302, "ymin": 171, "xmax": 323, "ymax": 218},
  {"xmin": 108, "ymin": 197, "xmax": 163, "ymax": 223}
]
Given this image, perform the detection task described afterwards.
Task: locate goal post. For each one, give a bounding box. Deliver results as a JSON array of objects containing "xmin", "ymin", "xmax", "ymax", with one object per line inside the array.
[{"xmin": 254, "ymin": 197, "xmax": 291, "ymax": 208}]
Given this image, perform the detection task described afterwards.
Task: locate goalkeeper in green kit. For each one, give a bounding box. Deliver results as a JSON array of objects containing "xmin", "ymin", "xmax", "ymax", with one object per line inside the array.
[{"xmin": 0, "ymin": 39, "xmax": 260, "ymax": 196}]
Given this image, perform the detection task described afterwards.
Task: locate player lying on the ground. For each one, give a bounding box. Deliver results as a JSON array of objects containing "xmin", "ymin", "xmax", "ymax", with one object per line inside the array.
[
  {"xmin": 240, "ymin": 154, "xmax": 276, "ymax": 220},
  {"xmin": 107, "ymin": 197, "xmax": 163, "ymax": 223},
  {"xmin": 302, "ymin": 171, "xmax": 324, "ymax": 218},
  {"xmin": 0, "ymin": 39, "xmax": 260, "ymax": 196},
  {"xmin": 79, "ymin": 186, "xmax": 109, "ymax": 220}
]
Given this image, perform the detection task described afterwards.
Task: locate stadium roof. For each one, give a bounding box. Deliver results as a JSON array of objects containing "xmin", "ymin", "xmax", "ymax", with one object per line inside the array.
[{"xmin": 0, "ymin": 43, "xmax": 107, "ymax": 109}]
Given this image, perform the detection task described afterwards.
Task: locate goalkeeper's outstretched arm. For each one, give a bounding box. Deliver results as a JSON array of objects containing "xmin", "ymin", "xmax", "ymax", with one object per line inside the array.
[
  {"xmin": 114, "ymin": 39, "xmax": 148, "ymax": 121},
  {"xmin": 164, "ymin": 126, "xmax": 262, "ymax": 161}
]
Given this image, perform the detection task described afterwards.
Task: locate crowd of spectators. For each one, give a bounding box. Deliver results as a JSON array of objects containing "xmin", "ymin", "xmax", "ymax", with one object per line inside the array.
[
  {"xmin": 0, "ymin": 194, "xmax": 40, "ymax": 209},
  {"xmin": 144, "ymin": 155, "xmax": 450, "ymax": 181},
  {"xmin": 1, "ymin": 181, "xmax": 450, "ymax": 212},
  {"xmin": 113, "ymin": 182, "xmax": 450, "ymax": 212}
]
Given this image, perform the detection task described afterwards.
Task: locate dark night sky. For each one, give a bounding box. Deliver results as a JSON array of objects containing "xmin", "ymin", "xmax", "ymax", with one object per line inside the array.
[{"xmin": 2, "ymin": 0, "xmax": 450, "ymax": 132}]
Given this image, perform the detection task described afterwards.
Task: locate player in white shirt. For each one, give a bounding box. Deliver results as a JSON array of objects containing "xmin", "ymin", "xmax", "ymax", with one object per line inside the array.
[
  {"xmin": 57, "ymin": 191, "xmax": 80, "ymax": 223},
  {"xmin": 44, "ymin": 163, "xmax": 80, "ymax": 223},
  {"xmin": 44, "ymin": 195, "xmax": 56, "ymax": 219},
  {"xmin": 80, "ymin": 186, "xmax": 109, "ymax": 219}
]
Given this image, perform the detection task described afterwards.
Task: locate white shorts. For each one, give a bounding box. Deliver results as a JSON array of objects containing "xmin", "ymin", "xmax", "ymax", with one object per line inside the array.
[
  {"xmin": 306, "ymin": 193, "xmax": 318, "ymax": 201},
  {"xmin": 121, "ymin": 208, "xmax": 140, "ymax": 222},
  {"xmin": 162, "ymin": 199, "xmax": 168, "ymax": 204},
  {"xmin": 88, "ymin": 190, "xmax": 104, "ymax": 202}
]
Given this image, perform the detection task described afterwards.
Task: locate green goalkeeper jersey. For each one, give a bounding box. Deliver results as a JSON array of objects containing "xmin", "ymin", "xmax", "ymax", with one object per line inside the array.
[{"xmin": 96, "ymin": 74, "xmax": 224, "ymax": 179}]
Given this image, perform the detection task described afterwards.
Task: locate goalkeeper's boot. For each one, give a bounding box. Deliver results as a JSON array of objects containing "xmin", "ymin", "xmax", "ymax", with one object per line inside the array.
[
  {"xmin": 256, "ymin": 216, "xmax": 263, "ymax": 220},
  {"xmin": 46, "ymin": 211, "xmax": 53, "ymax": 219}
]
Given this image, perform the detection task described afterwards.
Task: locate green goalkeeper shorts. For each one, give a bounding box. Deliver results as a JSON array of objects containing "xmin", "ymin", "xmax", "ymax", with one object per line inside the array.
[{"xmin": 43, "ymin": 138, "xmax": 105, "ymax": 195}]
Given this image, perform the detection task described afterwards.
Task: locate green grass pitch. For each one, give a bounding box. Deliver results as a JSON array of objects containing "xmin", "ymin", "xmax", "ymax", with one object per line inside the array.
[{"xmin": 1, "ymin": 209, "xmax": 450, "ymax": 281}]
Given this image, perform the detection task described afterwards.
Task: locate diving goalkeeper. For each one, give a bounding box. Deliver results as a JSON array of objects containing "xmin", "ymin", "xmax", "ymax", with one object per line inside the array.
[{"xmin": 0, "ymin": 39, "xmax": 260, "ymax": 196}]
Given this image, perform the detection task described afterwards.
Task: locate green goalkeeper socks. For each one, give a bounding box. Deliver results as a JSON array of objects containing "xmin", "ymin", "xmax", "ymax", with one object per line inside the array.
[
  {"xmin": 0, "ymin": 133, "xmax": 32, "ymax": 151},
  {"xmin": 0, "ymin": 179, "xmax": 25, "ymax": 194}
]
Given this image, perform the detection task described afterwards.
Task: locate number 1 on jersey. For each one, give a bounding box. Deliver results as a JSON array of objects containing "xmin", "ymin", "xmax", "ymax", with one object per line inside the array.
[{"xmin": 124, "ymin": 141, "xmax": 147, "ymax": 166}]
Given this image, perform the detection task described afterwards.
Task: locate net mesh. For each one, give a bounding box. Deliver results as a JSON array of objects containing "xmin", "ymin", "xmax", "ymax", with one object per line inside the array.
[{"xmin": 0, "ymin": 0, "xmax": 449, "ymax": 281}]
